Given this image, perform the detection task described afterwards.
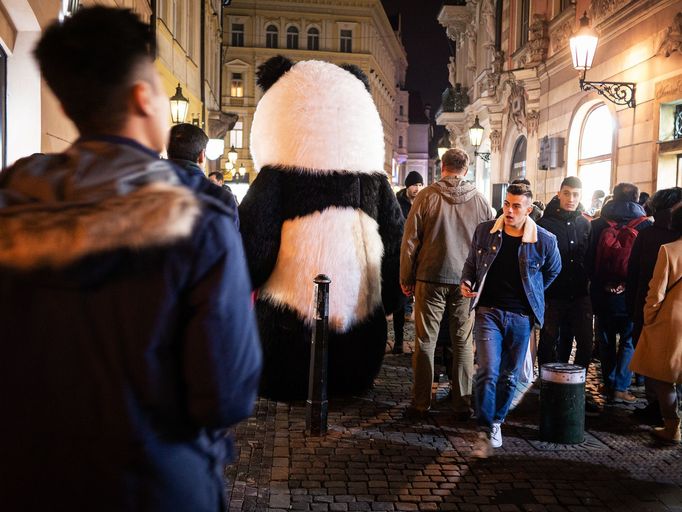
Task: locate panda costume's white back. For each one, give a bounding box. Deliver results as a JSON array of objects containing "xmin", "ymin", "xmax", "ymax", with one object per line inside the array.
[{"xmin": 239, "ymin": 56, "xmax": 404, "ymax": 400}]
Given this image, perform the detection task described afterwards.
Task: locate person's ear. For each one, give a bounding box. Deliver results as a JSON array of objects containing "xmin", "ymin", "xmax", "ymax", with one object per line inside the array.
[
  {"xmin": 130, "ymin": 80, "xmax": 155, "ymax": 117},
  {"xmin": 198, "ymin": 149, "xmax": 206, "ymax": 164}
]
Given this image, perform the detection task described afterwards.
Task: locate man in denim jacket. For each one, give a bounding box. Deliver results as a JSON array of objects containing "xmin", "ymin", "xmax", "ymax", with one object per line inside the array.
[{"xmin": 461, "ymin": 184, "xmax": 561, "ymax": 457}]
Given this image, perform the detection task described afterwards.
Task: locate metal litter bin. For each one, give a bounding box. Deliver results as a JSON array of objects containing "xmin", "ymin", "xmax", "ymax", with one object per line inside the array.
[{"xmin": 539, "ymin": 363, "xmax": 586, "ymax": 444}]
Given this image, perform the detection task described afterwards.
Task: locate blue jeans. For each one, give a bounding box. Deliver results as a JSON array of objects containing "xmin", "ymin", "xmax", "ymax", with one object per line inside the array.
[
  {"xmin": 596, "ymin": 314, "xmax": 634, "ymax": 392},
  {"xmin": 474, "ymin": 307, "xmax": 532, "ymax": 432}
]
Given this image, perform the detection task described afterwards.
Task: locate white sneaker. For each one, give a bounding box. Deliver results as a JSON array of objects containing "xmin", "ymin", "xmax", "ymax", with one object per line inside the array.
[
  {"xmin": 491, "ymin": 423, "xmax": 503, "ymax": 448},
  {"xmin": 471, "ymin": 432, "xmax": 493, "ymax": 458}
]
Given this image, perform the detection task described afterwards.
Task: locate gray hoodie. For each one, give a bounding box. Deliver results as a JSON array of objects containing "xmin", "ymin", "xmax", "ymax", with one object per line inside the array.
[{"xmin": 400, "ymin": 174, "xmax": 494, "ymax": 285}]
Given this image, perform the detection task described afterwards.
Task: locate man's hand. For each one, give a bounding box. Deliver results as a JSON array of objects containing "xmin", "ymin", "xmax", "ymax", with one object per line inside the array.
[
  {"xmin": 460, "ymin": 282, "xmax": 478, "ymax": 298},
  {"xmin": 401, "ymin": 284, "xmax": 415, "ymax": 297}
]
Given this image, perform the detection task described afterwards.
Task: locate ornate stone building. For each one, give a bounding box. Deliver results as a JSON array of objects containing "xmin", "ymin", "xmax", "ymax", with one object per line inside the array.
[
  {"xmin": 0, "ymin": 1, "xmax": 222, "ymax": 167},
  {"xmin": 437, "ymin": 0, "xmax": 682, "ymax": 209},
  {"xmin": 222, "ymin": 0, "xmax": 408, "ymax": 188}
]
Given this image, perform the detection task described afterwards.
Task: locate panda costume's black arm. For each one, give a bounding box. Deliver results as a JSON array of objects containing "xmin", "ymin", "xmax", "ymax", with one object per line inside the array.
[
  {"xmin": 237, "ymin": 168, "xmax": 282, "ymax": 289},
  {"xmin": 377, "ymin": 176, "xmax": 405, "ymax": 314}
]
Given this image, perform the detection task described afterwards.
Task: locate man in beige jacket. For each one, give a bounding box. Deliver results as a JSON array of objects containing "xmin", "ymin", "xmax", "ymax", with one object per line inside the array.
[{"xmin": 400, "ymin": 148, "xmax": 494, "ymax": 418}]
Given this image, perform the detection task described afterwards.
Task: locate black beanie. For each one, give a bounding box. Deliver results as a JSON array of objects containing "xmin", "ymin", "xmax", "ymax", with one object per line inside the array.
[{"xmin": 405, "ymin": 171, "xmax": 424, "ymax": 188}]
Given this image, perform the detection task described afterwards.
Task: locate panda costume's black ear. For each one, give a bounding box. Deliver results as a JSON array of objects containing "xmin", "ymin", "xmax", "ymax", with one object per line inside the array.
[
  {"xmin": 257, "ymin": 56, "xmax": 294, "ymax": 91},
  {"xmin": 340, "ymin": 64, "xmax": 370, "ymax": 93}
]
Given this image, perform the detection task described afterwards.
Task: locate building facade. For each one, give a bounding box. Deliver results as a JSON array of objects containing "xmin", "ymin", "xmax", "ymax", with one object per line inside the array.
[
  {"xmin": 437, "ymin": 0, "xmax": 682, "ymax": 210},
  {"xmin": 222, "ymin": 0, "xmax": 408, "ymax": 189},
  {"xmin": 0, "ymin": 0, "xmax": 222, "ymax": 168}
]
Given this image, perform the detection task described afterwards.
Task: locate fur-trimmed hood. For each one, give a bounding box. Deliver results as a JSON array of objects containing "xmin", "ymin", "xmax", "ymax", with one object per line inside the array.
[{"xmin": 0, "ymin": 140, "xmax": 201, "ymax": 270}]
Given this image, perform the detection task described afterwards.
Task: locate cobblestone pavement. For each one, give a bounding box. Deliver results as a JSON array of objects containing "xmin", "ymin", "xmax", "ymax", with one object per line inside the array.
[{"xmin": 225, "ymin": 319, "xmax": 682, "ymax": 512}]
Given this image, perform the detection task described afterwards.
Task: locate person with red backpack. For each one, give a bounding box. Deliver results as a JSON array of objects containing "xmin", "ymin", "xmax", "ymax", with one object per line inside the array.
[{"xmin": 586, "ymin": 183, "xmax": 652, "ymax": 402}]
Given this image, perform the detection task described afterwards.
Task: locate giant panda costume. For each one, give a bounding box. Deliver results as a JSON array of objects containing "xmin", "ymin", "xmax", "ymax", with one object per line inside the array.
[{"xmin": 239, "ymin": 56, "xmax": 404, "ymax": 401}]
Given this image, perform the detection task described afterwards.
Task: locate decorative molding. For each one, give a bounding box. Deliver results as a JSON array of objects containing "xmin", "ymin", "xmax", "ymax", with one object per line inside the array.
[
  {"xmin": 506, "ymin": 80, "xmax": 528, "ymax": 132},
  {"xmin": 525, "ymin": 14, "xmax": 549, "ymax": 68},
  {"xmin": 657, "ymin": 12, "xmax": 682, "ymax": 58},
  {"xmin": 438, "ymin": 5, "xmax": 471, "ymax": 43},
  {"xmin": 655, "ymin": 75, "xmax": 682, "ymax": 100},
  {"xmin": 589, "ymin": 0, "xmax": 634, "ymax": 25},
  {"xmin": 490, "ymin": 129, "xmax": 501, "ymax": 153},
  {"xmin": 550, "ymin": 12, "xmax": 574, "ymax": 55},
  {"xmin": 526, "ymin": 110, "xmax": 540, "ymax": 136}
]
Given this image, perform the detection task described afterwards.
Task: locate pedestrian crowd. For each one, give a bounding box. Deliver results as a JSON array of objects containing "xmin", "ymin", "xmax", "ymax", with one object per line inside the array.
[
  {"xmin": 0, "ymin": 6, "xmax": 680, "ymax": 512},
  {"xmin": 397, "ymin": 148, "xmax": 682, "ymax": 457}
]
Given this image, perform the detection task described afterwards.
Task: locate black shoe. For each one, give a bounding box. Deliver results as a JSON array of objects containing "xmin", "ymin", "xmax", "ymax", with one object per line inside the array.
[
  {"xmin": 391, "ymin": 343, "xmax": 404, "ymax": 355},
  {"xmin": 585, "ymin": 400, "xmax": 602, "ymax": 416},
  {"xmin": 632, "ymin": 401, "xmax": 663, "ymax": 426}
]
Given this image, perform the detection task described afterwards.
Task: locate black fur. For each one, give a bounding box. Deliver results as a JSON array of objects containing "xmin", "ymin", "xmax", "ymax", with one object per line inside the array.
[
  {"xmin": 256, "ymin": 56, "xmax": 294, "ymax": 92},
  {"xmin": 256, "ymin": 300, "xmax": 387, "ymax": 400},
  {"xmin": 238, "ymin": 169, "xmax": 282, "ymax": 288},
  {"xmin": 340, "ymin": 64, "xmax": 370, "ymax": 92},
  {"xmin": 240, "ymin": 166, "xmax": 405, "ymax": 314}
]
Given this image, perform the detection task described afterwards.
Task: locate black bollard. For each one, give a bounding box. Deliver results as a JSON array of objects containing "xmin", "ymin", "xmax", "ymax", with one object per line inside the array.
[
  {"xmin": 306, "ymin": 274, "xmax": 331, "ymax": 436},
  {"xmin": 540, "ymin": 363, "xmax": 586, "ymax": 444}
]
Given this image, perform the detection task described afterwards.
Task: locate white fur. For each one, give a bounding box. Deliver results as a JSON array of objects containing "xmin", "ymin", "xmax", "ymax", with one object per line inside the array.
[
  {"xmin": 250, "ymin": 60, "xmax": 385, "ymax": 174},
  {"xmin": 260, "ymin": 207, "xmax": 384, "ymax": 332}
]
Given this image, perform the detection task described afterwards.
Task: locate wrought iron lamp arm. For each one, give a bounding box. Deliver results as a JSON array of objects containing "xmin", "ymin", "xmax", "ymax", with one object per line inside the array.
[{"xmin": 579, "ymin": 69, "xmax": 636, "ymax": 108}]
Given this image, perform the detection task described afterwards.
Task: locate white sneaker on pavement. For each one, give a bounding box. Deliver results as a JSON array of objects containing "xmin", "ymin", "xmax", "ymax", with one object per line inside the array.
[
  {"xmin": 491, "ymin": 423, "xmax": 503, "ymax": 448},
  {"xmin": 471, "ymin": 432, "xmax": 493, "ymax": 458}
]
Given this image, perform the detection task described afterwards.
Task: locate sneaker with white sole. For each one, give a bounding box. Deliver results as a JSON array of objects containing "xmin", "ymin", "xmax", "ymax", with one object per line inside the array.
[
  {"xmin": 491, "ymin": 423, "xmax": 503, "ymax": 448},
  {"xmin": 471, "ymin": 432, "xmax": 492, "ymax": 458}
]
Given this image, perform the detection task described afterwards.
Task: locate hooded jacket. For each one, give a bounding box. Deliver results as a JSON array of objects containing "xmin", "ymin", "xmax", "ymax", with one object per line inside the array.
[
  {"xmin": 400, "ymin": 175, "xmax": 494, "ymax": 285},
  {"xmin": 586, "ymin": 199, "xmax": 652, "ymax": 315},
  {"xmin": 0, "ymin": 138, "xmax": 262, "ymax": 512},
  {"xmin": 537, "ymin": 196, "xmax": 590, "ymax": 300}
]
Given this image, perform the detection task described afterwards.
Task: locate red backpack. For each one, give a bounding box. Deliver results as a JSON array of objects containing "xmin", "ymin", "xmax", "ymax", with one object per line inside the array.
[{"xmin": 594, "ymin": 217, "xmax": 647, "ymax": 284}]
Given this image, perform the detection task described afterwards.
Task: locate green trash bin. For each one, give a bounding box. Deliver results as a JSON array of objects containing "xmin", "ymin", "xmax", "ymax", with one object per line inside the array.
[{"xmin": 539, "ymin": 363, "xmax": 586, "ymax": 444}]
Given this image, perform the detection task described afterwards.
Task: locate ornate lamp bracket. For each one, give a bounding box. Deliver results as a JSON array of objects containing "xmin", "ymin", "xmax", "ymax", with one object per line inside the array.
[
  {"xmin": 579, "ymin": 73, "xmax": 636, "ymax": 108},
  {"xmin": 474, "ymin": 151, "xmax": 491, "ymax": 162}
]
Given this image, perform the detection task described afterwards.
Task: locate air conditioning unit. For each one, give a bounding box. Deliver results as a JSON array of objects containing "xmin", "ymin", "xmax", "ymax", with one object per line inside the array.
[{"xmin": 539, "ymin": 136, "xmax": 565, "ymax": 170}]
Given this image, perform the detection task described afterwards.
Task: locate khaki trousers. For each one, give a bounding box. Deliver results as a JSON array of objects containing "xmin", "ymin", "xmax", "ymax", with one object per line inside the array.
[{"xmin": 412, "ymin": 281, "xmax": 474, "ymax": 412}]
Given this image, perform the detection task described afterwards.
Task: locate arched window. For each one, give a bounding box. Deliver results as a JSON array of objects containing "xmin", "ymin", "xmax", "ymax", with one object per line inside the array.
[
  {"xmin": 286, "ymin": 26, "xmax": 299, "ymax": 50},
  {"xmin": 265, "ymin": 25, "xmax": 278, "ymax": 49},
  {"xmin": 510, "ymin": 136, "xmax": 527, "ymax": 181},
  {"xmin": 578, "ymin": 103, "xmax": 613, "ymax": 204},
  {"xmin": 307, "ymin": 27, "xmax": 320, "ymax": 51}
]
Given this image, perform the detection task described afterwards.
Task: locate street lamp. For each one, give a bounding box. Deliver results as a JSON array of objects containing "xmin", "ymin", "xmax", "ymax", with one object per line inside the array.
[
  {"xmin": 205, "ymin": 138, "xmax": 225, "ymax": 160},
  {"xmin": 569, "ymin": 12, "xmax": 636, "ymax": 108},
  {"xmin": 224, "ymin": 161, "xmax": 234, "ymax": 172},
  {"xmin": 227, "ymin": 145, "xmax": 238, "ymax": 165},
  {"xmin": 437, "ymin": 132, "xmax": 450, "ymax": 160},
  {"xmin": 468, "ymin": 116, "xmax": 490, "ymax": 162},
  {"xmin": 169, "ymin": 83, "xmax": 189, "ymax": 124},
  {"xmin": 238, "ymin": 163, "xmax": 246, "ymax": 176}
]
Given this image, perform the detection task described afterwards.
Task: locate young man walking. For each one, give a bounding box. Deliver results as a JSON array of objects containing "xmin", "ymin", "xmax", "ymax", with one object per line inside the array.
[
  {"xmin": 537, "ymin": 176, "xmax": 592, "ymax": 369},
  {"xmin": 0, "ymin": 8, "xmax": 261, "ymax": 511},
  {"xmin": 401, "ymin": 148, "xmax": 494, "ymax": 418},
  {"xmin": 461, "ymin": 184, "xmax": 561, "ymax": 457}
]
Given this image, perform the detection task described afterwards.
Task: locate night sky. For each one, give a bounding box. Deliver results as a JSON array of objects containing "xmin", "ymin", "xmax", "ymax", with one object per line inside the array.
[{"xmin": 381, "ymin": 0, "xmax": 452, "ymax": 113}]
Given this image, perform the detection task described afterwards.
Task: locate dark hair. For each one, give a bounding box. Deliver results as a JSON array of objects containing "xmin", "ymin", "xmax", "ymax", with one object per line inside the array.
[
  {"xmin": 507, "ymin": 183, "xmax": 533, "ymax": 201},
  {"xmin": 34, "ymin": 7, "xmax": 154, "ymax": 135},
  {"xmin": 208, "ymin": 171, "xmax": 224, "ymax": 182},
  {"xmin": 560, "ymin": 176, "xmax": 582, "ymax": 189},
  {"xmin": 648, "ymin": 187, "xmax": 682, "ymax": 216},
  {"xmin": 672, "ymin": 206, "xmax": 682, "ymax": 233},
  {"xmin": 638, "ymin": 191, "xmax": 650, "ymax": 206},
  {"xmin": 511, "ymin": 178, "xmax": 531, "ymax": 186},
  {"xmin": 613, "ymin": 182, "xmax": 639, "ymax": 202},
  {"xmin": 167, "ymin": 123, "xmax": 209, "ymax": 162},
  {"xmin": 441, "ymin": 148, "xmax": 469, "ymax": 173}
]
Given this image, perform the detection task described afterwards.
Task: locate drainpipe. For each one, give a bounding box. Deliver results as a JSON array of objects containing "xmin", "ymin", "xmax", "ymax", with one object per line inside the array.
[{"xmin": 150, "ymin": 0, "xmax": 157, "ymax": 58}]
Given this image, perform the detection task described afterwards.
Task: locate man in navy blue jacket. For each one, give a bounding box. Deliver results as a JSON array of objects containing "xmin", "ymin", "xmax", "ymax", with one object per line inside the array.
[{"xmin": 0, "ymin": 7, "xmax": 261, "ymax": 512}]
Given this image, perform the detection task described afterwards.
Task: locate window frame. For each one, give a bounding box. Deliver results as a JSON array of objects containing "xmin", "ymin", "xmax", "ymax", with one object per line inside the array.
[
  {"xmin": 307, "ymin": 27, "xmax": 320, "ymax": 51},
  {"xmin": 518, "ymin": 0, "xmax": 530, "ymax": 49},
  {"xmin": 340, "ymin": 29, "xmax": 353, "ymax": 53},
  {"xmin": 265, "ymin": 24, "xmax": 279, "ymax": 49},
  {"xmin": 577, "ymin": 103, "xmax": 614, "ymax": 197},
  {"xmin": 286, "ymin": 26, "xmax": 299, "ymax": 50},
  {"xmin": 230, "ymin": 72, "xmax": 244, "ymax": 98},
  {"xmin": 231, "ymin": 23, "xmax": 245, "ymax": 47}
]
